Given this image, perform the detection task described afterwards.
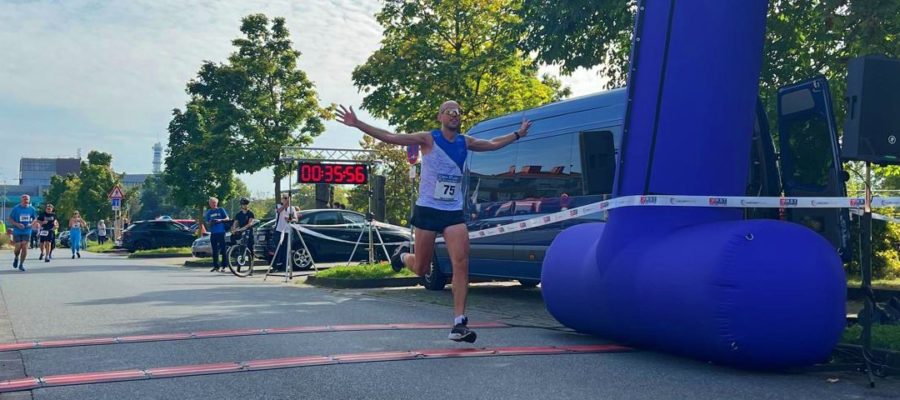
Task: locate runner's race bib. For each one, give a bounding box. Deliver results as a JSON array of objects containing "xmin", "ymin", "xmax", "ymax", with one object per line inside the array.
[
  {"xmin": 433, "ymin": 174, "xmax": 461, "ymax": 201},
  {"xmin": 19, "ymin": 215, "xmax": 31, "ymax": 223},
  {"xmin": 39, "ymin": 230, "xmax": 49, "ymax": 237}
]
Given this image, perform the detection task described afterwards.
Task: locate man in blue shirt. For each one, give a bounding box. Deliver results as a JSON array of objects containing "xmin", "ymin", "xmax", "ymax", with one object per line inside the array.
[
  {"xmin": 8, "ymin": 194, "xmax": 37, "ymax": 271},
  {"xmin": 204, "ymin": 197, "xmax": 230, "ymax": 272}
]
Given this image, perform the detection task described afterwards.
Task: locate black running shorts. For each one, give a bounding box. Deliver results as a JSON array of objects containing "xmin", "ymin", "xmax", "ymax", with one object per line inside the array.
[
  {"xmin": 39, "ymin": 230, "xmax": 55, "ymax": 243},
  {"xmin": 410, "ymin": 205, "xmax": 465, "ymax": 233}
]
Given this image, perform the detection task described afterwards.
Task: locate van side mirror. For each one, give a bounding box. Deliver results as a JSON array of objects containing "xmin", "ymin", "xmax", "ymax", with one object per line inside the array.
[{"xmin": 841, "ymin": 170, "xmax": 850, "ymax": 182}]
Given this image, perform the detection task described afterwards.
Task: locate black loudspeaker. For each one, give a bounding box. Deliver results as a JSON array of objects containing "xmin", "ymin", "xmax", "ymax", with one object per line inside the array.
[
  {"xmin": 372, "ymin": 175, "xmax": 386, "ymax": 222},
  {"xmin": 315, "ymin": 184, "xmax": 330, "ymax": 209},
  {"xmin": 842, "ymin": 54, "xmax": 900, "ymax": 164}
]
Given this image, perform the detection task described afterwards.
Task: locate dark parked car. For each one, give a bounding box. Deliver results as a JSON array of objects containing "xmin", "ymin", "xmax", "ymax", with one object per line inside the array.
[
  {"xmin": 254, "ymin": 209, "xmax": 411, "ymax": 270},
  {"xmin": 121, "ymin": 220, "xmax": 197, "ymax": 252}
]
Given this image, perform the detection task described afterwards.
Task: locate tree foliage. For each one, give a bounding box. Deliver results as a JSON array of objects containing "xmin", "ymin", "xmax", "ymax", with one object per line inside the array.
[
  {"xmin": 226, "ymin": 14, "xmax": 328, "ymax": 196},
  {"xmin": 44, "ymin": 174, "xmax": 80, "ymax": 224},
  {"xmin": 518, "ymin": 0, "xmax": 899, "ymax": 277},
  {"xmin": 351, "ymin": 0, "xmax": 571, "ymax": 223},
  {"xmin": 164, "ymin": 13, "xmax": 328, "ymax": 209},
  {"xmin": 164, "ymin": 104, "xmax": 238, "ymax": 214},
  {"xmin": 137, "ymin": 174, "xmax": 190, "ymax": 220},
  {"xmin": 353, "ymin": 0, "xmax": 570, "ymax": 133},
  {"xmin": 346, "ymin": 136, "xmax": 417, "ymax": 226},
  {"xmin": 75, "ymin": 151, "xmax": 120, "ymax": 224}
]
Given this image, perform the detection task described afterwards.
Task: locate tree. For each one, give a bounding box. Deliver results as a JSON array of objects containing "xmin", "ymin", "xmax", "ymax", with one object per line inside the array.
[
  {"xmin": 225, "ymin": 14, "xmax": 328, "ymax": 200},
  {"xmin": 352, "ymin": 0, "xmax": 570, "ymax": 223},
  {"xmin": 76, "ymin": 151, "xmax": 120, "ymax": 224},
  {"xmin": 346, "ymin": 136, "xmax": 416, "ymax": 226},
  {"xmin": 519, "ymin": 0, "xmax": 634, "ymax": 83},
  {"xmin": 44, "ymin": 173, "xmax": 81, "ymax": 224},
  {"xmin": 353, "ymin": 0, "xmax": 569, "ymax": 133},
  {"xmin": 164, "ymin": 104, "xmax": 240, "ymax": 221},
  {"xmin": 518, "ymin": 0, "xmax": 900, "ymax": 277},
  {"xmin": 137, "ymin": 174, "xmax": 188, "ymax": 220},
  {"xmin": 519, "ymin": 0, "xmax": 899, "ymax": 128}
]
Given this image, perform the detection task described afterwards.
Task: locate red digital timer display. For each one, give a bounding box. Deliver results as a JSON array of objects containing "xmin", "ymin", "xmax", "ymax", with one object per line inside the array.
[{"xmin": 298, "ymin": 162, "xmax": 368, "ymax": 185}]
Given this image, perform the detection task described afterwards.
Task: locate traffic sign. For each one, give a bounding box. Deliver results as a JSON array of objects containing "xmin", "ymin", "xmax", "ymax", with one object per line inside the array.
[{"xmin": 108, "ymin": 186, "xmax": 124, "ymax": 200}]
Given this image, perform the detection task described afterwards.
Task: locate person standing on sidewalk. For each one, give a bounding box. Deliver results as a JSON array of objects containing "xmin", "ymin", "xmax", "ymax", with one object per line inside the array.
[
  {"xmin": 232, "ymin": 198, "xmax": 256, "ymax": 257},
  {"xmin": 37, "ymin": 204, "xmax": 59, "ymax": 263},
  {"xmin": 97, "ymin": 220, "xmax": 107, "ymax": 245},
  {"xmin": 273, "ymin": 193, "xmax": 296, "ymax": 271},
  {"xmin": 336, "ymin": 101, "xmax": 531, "ymax": 343},
  {"xmin": 8, "ymin": 194, "xmax": 37, "ymax": 271},
  {"xmin": 68, "ymin": 211, "xmax": 85, "ymax": 259},
  {"xmin": 205, "ymin": 197, "xmax": 230, "ymax": 272}
]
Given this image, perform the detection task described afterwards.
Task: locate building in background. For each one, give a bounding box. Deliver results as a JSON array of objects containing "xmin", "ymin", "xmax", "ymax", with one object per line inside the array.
[
  {"xmin": 153, "ymin": 142, "xmax": 163, "ymax": 174},
  {"xmin": 19, "ymin": 158, "xmax": 80, "ymax": 187},
  {"xmin": 121, "ymin": 173, "xmax": 151, "ymax": 188}
]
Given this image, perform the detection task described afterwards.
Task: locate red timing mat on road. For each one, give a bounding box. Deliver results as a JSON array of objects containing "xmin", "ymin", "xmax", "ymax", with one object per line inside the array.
[
  {"xmin": 0, "ymin": 344, "xmax": 632, "ymax": 393},
  {"xmin": 0, "ymin": 322, "xmax": 510, "ymax": 352}
]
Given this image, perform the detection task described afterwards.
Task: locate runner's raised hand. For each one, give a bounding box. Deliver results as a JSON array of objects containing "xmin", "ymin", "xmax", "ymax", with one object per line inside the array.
[{"xmin": 336, "ymin": 105, "xmax": 359, "ymax": 128}]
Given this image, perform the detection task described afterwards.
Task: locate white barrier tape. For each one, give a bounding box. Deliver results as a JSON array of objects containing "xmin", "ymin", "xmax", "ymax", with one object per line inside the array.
[
  {"xmin": 288, "ymin": 223, "xmax": 408, "ymax": 246},
  {"xmin": 429, "ymin": 195, "xmax": 900, "ymax": 243}
]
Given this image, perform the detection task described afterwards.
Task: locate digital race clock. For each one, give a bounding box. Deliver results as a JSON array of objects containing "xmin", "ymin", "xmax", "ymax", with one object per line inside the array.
[{"xmin": 297, "ymin": 162, "xmax": 368, "ymax": 185}]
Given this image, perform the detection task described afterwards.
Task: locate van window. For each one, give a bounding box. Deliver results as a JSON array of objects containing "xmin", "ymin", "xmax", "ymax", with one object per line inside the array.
[
  {"xmin": 783, "ymin": 114, "xmax": 834, "ymax": 189},
  {"xmin": 467, "ymin": 145, "xmax": 517, "ymax": 220},
  {"xmin": 515, "ymin": 134, "xmax": 580, "ymax": 213}
]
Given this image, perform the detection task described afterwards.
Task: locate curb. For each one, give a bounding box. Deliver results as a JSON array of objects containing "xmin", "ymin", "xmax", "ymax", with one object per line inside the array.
[
  {"xmin": 183, "ymin": 260, "xmax": 268, "ymax": 268},
  {"xmin": 128, "ymin": 254, "xmax": 193, "ymax": 259},
  {"xmin": 306, "ymin": 275, "xmax": 421, "ymax": 289}
]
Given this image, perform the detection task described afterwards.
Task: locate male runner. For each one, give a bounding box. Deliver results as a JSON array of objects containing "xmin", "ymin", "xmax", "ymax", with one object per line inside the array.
[
  {"xmin": 8, "ymin": 195, "xmax": 37, "ymax": 271},
  {"xmin": 336, "ymin": 101, "xmax": 530, "ymax": 342}
]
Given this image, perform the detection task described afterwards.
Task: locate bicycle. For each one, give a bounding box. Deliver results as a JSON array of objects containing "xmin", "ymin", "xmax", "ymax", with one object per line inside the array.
[{"xmin": 226, "ymin": 229, "xmax": 255, "ymax": 277}]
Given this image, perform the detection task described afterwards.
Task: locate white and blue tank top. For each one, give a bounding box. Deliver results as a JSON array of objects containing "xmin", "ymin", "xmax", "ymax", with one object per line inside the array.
[{"xmin": 417, "ymin": 129, "xmax": 468, "ymax": 211}]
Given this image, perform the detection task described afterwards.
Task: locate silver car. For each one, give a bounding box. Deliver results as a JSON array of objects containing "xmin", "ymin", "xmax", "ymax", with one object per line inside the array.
[{"xmin": 191, "ymin": 234, "xmax": 211, "ymax": 258}]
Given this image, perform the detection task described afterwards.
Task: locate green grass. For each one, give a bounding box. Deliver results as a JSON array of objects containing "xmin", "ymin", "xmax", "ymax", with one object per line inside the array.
[
  {"xmin": 128, "ymin": 247, "xmax": 193, "ymax": 258},
  {"xmin": 847, "ymin": 279, "xmax": 900, "ymax": 290},
  {"xmin": 85, "ymin": 241, "xmax": 116, "ymax": 253},
  {"xmin": 841, "ymin": 324, "xmax": 900, "ymax": 352},
  {"xmin": 315, "ymin": 262, "xmax": 416, "ymax": 279}
]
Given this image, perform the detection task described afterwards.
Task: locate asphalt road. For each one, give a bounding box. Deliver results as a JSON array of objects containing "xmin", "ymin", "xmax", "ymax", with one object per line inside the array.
[{"xmin": 0, "ymin": 251, "xmax": 897, "ymax": 400}]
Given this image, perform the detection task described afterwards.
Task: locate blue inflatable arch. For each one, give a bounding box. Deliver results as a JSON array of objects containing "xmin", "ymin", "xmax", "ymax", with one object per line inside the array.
[{"xmin": 541, "ymin": 0, "xmax": 846, "ymax": 369}]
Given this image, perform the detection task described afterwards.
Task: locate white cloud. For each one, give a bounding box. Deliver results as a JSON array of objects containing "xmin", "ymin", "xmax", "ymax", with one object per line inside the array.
[{"xmin": 0, "ymin": 0, "xmax": 608, "ymax": 195}]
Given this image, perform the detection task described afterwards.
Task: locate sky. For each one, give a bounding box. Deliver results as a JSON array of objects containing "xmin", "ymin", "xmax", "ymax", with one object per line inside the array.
[{"xmin": 0, "ymin": 0, "xmax": 608, "ymax": 197}]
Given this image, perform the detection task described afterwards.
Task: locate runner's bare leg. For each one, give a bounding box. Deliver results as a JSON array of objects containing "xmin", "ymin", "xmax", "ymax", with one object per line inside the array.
[
  {"xmin": 403, "ymin": 228, "xmax": 436, "ymax": 277},
  {"xmin": 442, "ymin": 223, "xmax": 470, "ymax": 317}
]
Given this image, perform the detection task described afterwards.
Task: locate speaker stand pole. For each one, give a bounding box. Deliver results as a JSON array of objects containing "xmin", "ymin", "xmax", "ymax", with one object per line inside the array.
[{"xmin": 861, "ymin": 161, "xmax": 876, "ymax": 388}]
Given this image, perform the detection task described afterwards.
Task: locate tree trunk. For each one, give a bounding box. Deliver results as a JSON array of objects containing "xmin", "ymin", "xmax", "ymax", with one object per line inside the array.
[{"xmin": 274, "ymin": 174, "xmax": 281, "ymax": 204}]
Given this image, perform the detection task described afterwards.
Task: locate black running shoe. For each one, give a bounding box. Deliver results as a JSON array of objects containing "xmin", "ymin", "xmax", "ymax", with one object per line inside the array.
[
  {"xmin": 44, "ymin": 257, "xmax": 50, "ymax": 263},
  {"xmin": 12, "ymin": 259, "xmax": 18, "ymax": 269},
  {"xmin": 18, "ymin": 264, "xmax": 25, "ymax": 272},
  {"xmin": 76, "ymin": 252, "xmax": 80, "ymax": 259},
  {"xmin": 390, "ymin": 243, "xmax": 409, "ymax": 273},
  {"xmin": 210, "ymin": 266, "xmax": 219, "ymax": 272},
  {"xmin": 39, "ymin": 254, "xmax": 43, "ymax": 261},
  {"xmin": 448, "ymin": 318, "xmax": 477, "ymax": 343}
]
